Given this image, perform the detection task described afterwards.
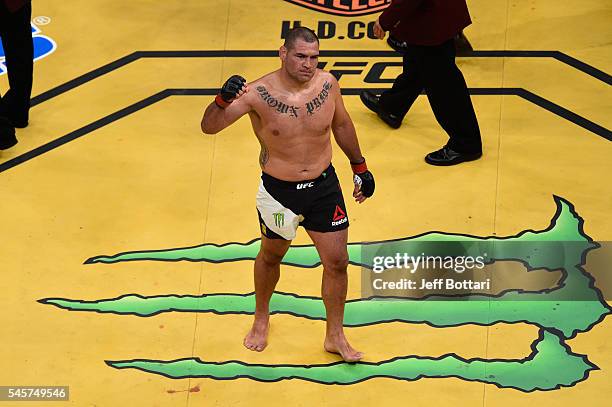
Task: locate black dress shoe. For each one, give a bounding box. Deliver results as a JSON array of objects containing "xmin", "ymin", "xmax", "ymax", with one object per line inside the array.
[
  {"xmin": 425, "ymin": 145, "xmax": 481, "ymax": 166},
  {"xmin": 0, "ymin": 116, "xmax": 18, "ymax": 150},
  {"xmin": 359, "ymin": 90, "xmax": 402, "ymax": 129}
]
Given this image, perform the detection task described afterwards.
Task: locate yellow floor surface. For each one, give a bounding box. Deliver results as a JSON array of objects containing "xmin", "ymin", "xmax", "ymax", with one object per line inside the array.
[{"xmin": 0, "ymin": 0, "xmax": 610, "ymax": 406}]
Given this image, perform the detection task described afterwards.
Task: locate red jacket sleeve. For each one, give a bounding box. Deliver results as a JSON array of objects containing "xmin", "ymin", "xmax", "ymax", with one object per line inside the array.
[
  {"xmin": 3, "ymin": 0, "xmax": 30, "ymax": 13},
  {"xmin": 379, "ymin": 0, "xmax": 425, "ymax": 31}
]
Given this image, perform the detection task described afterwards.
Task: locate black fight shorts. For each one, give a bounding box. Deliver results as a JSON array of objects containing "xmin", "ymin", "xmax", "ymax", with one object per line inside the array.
[{"xmin": 256, "ymin": 164, "xmax": 349, "ymax": 240}]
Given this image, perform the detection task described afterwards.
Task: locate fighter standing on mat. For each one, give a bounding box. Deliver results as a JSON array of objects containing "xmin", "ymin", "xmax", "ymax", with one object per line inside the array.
[{"xmin": 201, "ymin": 27, "xmax": 375, "ymax": 362}]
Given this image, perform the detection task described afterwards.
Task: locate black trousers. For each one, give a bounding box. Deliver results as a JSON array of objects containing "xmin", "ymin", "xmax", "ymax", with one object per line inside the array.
[
  {"xmin": 380, "ymin": 39, "xmax": 482, "ymax": 154},
  {"xmin": 0, "ymin": 1, "xmax": 33, "ymax": 123}
]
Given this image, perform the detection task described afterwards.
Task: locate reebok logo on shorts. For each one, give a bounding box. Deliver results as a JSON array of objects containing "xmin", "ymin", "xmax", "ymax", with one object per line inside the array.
[{"xmin": 331, "ymin": 205, "xmax": 347, "ymax": 226}]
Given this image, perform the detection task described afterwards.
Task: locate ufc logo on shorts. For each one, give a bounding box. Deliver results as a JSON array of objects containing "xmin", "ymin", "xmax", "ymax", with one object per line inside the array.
[{"xmin": 296, "ymin": 182, "xmax": 314, "ymax": 190}]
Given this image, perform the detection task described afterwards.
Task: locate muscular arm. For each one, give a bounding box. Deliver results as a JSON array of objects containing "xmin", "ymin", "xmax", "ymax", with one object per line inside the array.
[
  {"xmin": 201, "ymin": 86, "xmax": 251, "ymax": 134},
  {"xmin": 331, "ymin": 78, "xmax": 364, "ymax": 163}
]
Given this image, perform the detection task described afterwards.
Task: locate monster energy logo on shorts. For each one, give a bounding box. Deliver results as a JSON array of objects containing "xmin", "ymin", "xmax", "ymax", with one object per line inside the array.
[{"xmin": 273, "ymin": 212, "xmax": 284, "ymax": 227}]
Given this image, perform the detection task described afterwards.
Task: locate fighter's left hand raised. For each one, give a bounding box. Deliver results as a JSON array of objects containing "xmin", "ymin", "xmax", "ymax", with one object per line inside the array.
[{"xmin": 351, "ymin": 158, "xmax": 375, "ymax": 203}]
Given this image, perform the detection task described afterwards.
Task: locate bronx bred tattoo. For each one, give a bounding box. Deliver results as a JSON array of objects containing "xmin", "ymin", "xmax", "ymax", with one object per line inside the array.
[
  {"xmin": 256, "ymin": 86, "xmax": 300, "ymax": 118},
  {"xmin": 306, "ymin": 81, "xmax": 332, "ymax": 115}
]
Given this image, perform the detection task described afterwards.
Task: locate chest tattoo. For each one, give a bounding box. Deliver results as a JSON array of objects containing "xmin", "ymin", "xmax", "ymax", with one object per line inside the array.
[
  {"xmin": 256, "ymin": 86, "xmax": 300, "ymax": 118},
  {"xmin": 305, "ymin": 81, "xmax": 332, "ymax": 115}
]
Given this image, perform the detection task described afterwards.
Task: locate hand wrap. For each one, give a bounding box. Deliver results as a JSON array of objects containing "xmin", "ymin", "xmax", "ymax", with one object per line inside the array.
[{"xmin": 351, "ymin": 158, "xmax": 375, "ymax": 198}]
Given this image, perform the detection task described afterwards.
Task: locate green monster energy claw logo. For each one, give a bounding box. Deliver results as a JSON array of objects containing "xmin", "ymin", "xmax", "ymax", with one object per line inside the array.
[
  {"xmin": 41, "ymin": 196, "xmax": 612, "ymax": 392},
  {"xmin": 273, "ymin": 212, "xmax": 284, "ymax": 227}
]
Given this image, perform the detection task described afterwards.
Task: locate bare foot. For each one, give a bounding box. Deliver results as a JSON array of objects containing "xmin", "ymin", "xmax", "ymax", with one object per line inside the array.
[
  {"xmin": 324, "ymin": 334, "xmax": 363, "ymax": 362},
  {"xmin": 243, "ymin": 318, "xmax": 269, "ymax": 352}
]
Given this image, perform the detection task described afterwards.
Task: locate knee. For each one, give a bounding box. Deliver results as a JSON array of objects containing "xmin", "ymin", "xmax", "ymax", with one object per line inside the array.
[
  {"xmin": 323, "ymin": 254, "xmax": 349, "ymax": 274},
  {"xmin": 258, "ymin": 250, "xmax": 284, "ymax": 267}
]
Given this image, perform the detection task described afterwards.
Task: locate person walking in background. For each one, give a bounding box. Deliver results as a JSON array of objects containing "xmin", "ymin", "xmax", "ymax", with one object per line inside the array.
[
  {"xmin": 360, "ymin": 0, "xmax": 482, "ymax": 166},
  {"xmin": 0, "ymin": 0, "xmax": 33, "ymax": 149},
  {"xmin": 454, "ymin": 30, "xmax": 473, "ymax": 56}
]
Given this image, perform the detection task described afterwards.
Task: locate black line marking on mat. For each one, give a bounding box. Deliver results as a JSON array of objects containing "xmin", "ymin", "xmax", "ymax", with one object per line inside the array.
[
  {"xmin": 30, "ymin": 50, "xmax": 612, "ymax": 107},
  {"xmin": 1, "ymin": 89, "xmax": 214, "ymax": 174},
  {"xmin": 356, "ymin": 88, "xmax": 611, "ymax": 141},
  {"xmin": 3, "ymin": 86, "xmax": 610, "ymax": 175}
]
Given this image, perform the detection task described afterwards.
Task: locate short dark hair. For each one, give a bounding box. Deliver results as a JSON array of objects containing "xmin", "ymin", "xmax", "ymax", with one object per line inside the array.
[{"xmin": 283, "ymin": 27, "xmax": 319, "ymax": 50}]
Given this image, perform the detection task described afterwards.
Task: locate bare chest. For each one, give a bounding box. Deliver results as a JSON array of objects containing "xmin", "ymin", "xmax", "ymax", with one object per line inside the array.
[{"xmin": 252, "ymin": 82, "xmax": 335, "ymax": 135}]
